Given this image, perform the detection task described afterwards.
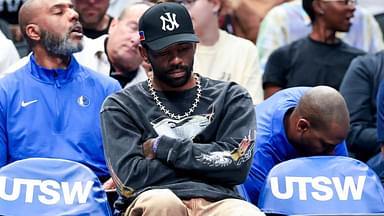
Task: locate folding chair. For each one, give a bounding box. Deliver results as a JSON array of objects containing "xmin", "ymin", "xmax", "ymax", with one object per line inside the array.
[
  {"xmin": 0, "ymin": 158, "xmax": 112, "ymax": 215},
  {"xmin": 258, "ymin": 156, "xmax": 384, "ymax": 215}
]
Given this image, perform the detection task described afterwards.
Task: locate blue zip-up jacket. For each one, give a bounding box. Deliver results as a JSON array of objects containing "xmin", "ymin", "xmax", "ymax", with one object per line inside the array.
[
  {"xmin": 243, "ymin": 87, "xmax": 348, "ymax": 205},
  {"xmin": 0, "ymin": 54, "xmax": 121, "ymax": 177}
]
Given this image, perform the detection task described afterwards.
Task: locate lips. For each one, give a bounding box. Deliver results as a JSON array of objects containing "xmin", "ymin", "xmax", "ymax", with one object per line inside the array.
[
  {"xmin": 168, "ymin": 69, "xmax": 186, "ymax": 79},
  {"xmin": 70, "ymin": 23, "xmax": 83, "ymax": 37}
]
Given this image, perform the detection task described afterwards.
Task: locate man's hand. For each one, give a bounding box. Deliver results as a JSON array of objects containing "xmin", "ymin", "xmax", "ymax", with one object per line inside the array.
[
  {"xmin": 143, "ymin": 138, "xmax": 157, "ymax": 159},
  {"xmin": 103, "ymin": 177, "xmax": 116, "ymax": 191}
]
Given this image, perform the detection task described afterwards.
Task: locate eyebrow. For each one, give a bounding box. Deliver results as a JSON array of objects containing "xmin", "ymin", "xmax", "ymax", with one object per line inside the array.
[{"xmin": 49, "ymin": 3, "xmax": 73, "ymax": 11}]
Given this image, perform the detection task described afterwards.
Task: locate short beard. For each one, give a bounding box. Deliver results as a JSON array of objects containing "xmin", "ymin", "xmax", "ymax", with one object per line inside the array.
[
  {"xmin": 152, "ymin": 60, "xmax": 194, "ymax": 88},
  {"xmin": 40, "ymin": 30, "xmax": 83, "ymax": 56}
]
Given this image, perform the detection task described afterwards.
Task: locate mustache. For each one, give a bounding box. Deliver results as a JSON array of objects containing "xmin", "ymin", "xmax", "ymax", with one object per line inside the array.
[
  {"xmin": 167, "ymin": 64, "xmax": 189, "ymax": 73},
  {"xmin": 69, "ymin": 22, "xmax": 83, "ymax": 33}
]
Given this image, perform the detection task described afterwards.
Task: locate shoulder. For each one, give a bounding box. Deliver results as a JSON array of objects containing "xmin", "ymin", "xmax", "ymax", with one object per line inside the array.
[
  {"xmin": 276, "ymin": 37, "xmax": 306, "ymax": 53},
  {"xmin": 3, "ymin": 54, "xmax": 30, "ymax": 75},
  {"xmin": 344, "ymin": 51, "xmax": 383, "ymax": 77},
  {"xmin": 339, "ymin": 41, "xmax": 366, "ymax": 55},
  {"xmin": 77, "ymin": 63, "xmax": 120, "ymax": 88},
  {"xmin": 102, "ymin": 81, "xmax": 147, "ymax": 112},
  {"xmin": 0, "ymin": 60, "xmax": 31, "ymax": 93},
  {"xmin": 351, "ymin": 51, "xmax": 384, "ymax": 67},
  {"xmin": 268, "ymin": 39, "xmax": 303, "ymax": 62},
  {"xmin": 259, "ymin": 87, "xmax": 310, "ymax": 110},
  {"xmin": 202, "ymin": 75, "xmax": 250, "ymax": 96},
  {"xmin": 220, "ymin": 30, "xmax": 256, "ymax": 49}
]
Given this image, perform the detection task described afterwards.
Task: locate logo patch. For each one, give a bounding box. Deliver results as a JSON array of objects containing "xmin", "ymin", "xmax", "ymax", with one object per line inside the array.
[
  {"xmin": 77, "ymin": 96, "xmax": 90, "ymax": 107},
  {"xmin": 139, "ymin": 31, "xmax": 145, "ymax": 41},
  {"xmin": 160, "ymin": 12, "xmax": 179, "ymax": 31},
  {"xmin": 21, "ymin": 100, "xmax": 38, "ymax": 107}
]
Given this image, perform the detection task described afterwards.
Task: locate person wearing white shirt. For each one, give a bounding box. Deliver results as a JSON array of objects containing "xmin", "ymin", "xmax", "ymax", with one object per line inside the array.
[
  {"xmin": 0, "ymin": 30, "xmax": 19, "ymax": 74},
  {"xmin": 75, "ymin": 2, "xmax": 152, "ymax": 88},
  {"xmin": 178, "ymin": 0, "xmax": 263, "ymax": 104}
]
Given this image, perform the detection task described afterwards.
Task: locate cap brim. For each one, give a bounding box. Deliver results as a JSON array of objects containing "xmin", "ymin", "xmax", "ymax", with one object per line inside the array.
[{"xmin": 145, "ymin": 33, "xmax": 199, "ymax": 51}]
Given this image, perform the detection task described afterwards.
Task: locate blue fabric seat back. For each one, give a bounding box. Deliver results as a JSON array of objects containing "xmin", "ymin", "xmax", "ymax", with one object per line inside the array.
[
  {"xmin": 237, "ymin": 184, "xmax": 251, "ymax": 202},
  {"xmin": 0, "ymin": 158, "xmax": 112, "ymax": 216},
  {"xmin": 258, "ymin": 156, "xmax": 384, "ymax": 215}
]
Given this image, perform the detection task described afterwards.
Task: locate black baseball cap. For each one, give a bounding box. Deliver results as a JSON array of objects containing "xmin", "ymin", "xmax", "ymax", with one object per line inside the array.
[{"xmin": 138, "ymin": 2, "xmax": 199, "ymax": 51}]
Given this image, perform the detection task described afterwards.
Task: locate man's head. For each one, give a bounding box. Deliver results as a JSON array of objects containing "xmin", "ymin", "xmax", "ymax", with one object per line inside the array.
[
  {"xmin": 303, "ymin": 0, "xmax": 355, "ymax": 32},
  {"xmin": 138, "ymin": 2, "xmax": 199, "ymax": 89},
  {"xmin": 72, "ymin": 0, "xmax": 110, "ymax": 29},
  {"xmin": 106, "ymin": 2, "xmax": 152, "ymax": 72},
  {"xmin": 287, "ymin": 86, "xmax": 350, "ymax": 156},
  {"xmin": 19, "ymin": 0, "xmax": 83, "ymax": 56}
]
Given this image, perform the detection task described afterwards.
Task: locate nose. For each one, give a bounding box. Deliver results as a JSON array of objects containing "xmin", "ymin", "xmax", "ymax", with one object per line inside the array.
[
  {"xmin": 131, "ymin": 32, "xmax": 140, "ymax": 46},
  {"xmin": 169, "ymin": 52, "xmax": 183, "ymax": 65},
  {"xmin": 347, "ymin": 0, "xmax": 356, "ymax": 11},
  {"xmin": 68, "ymin": 7, "xmax": 80, "ymax": 21}
]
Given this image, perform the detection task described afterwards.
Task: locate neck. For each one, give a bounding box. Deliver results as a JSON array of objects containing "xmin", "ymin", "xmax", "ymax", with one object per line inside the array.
[
  {"xmin": 284, "ymin": 108, "xmax": 297, "ymax": 146},
  {"xmin": 33, "ymin": 46, "xmax": 70, "ymax": 69},
  {"xmin": 310, "ymin": 22, "xmax": 338, "ymax": 44},
  {"xmin": 196, "ymin": 20, "xmax": 220, "ymax": 46},
  {"xmin": 148, "ymin": 73, "xmax": 202, "ymax": 120}
]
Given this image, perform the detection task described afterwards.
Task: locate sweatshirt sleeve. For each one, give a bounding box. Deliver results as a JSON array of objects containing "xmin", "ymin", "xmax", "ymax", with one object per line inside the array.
[
  {"xmin": 100, "ymin": 95, "xmax": 179, "ymax": 196},
  {"xmin": 155, "ymin": 86, "xmax": 256, "ymax": 186}
]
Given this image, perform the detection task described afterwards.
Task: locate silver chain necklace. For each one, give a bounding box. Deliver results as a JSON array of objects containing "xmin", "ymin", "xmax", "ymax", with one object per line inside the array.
[{"xmin": 147, "ymin": 73, "xmax": 202, "ymax": 120}]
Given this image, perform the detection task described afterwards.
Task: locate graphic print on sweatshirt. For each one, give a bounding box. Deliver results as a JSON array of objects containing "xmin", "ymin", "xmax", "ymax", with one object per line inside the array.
[{"xmin": 151, "ymin": 113, "xmax": 213, "ymax": 139}]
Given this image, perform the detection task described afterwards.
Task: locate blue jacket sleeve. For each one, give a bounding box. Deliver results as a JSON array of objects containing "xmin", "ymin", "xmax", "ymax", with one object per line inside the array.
[{"xmin": 0, "ymin": 82, "xmax": 7, "ymax": 167}]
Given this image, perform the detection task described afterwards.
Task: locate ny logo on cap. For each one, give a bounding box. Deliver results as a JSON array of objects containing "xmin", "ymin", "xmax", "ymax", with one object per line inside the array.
[{"xmin": 160, "ymin": 12, "xmax": 179, "ymax": 31}]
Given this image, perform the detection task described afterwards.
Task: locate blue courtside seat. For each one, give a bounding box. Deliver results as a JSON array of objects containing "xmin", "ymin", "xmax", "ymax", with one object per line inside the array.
[
  {"xmin": 0, "ymin": 158, "xmax": 112, "ymax": 216},
  {"xmin": 258, "ymin": 156, "xmax": 384, "ymax": 215},
  {"xmin": 237, "ymin": 184, "xmax": 251, "ymax": 202}
]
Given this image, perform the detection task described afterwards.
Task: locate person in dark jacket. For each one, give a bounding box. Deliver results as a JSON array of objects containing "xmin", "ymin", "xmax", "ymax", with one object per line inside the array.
[
  {"xmin": 340, "ymin": 52, "xmax": 384, "ymax": 162},
  {"xmin": 100, "ymin": 2, "xmax": 263, "ymax": 216}
]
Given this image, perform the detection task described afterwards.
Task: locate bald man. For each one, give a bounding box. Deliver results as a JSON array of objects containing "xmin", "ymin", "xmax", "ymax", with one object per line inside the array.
[
  {"xmin": 0, "ymin": 0, "xmax": 120, "ymax": 184},
  {"xmin": 242, "ymin": 86, "xmax": 349, "ymax": 205}
]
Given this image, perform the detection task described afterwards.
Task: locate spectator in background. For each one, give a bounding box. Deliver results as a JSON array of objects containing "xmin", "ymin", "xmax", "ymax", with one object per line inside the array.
[
  {"xmin": 170, "ymin": 0, "xmax": 263, "ymax": 104},
  {"xmin": 0, "ymin": 18, "xmax": 11, "ymax": 39},
  {"xmin": 243, "ymin": 86, "xmax": 350, "ymax": 205},
  {"xmin": 340, "ymin": 53, "xmax": 384, "ymax": 162},
  {"xmin": 262, "ymin": 0, "xmax": 365, "ymax": 99},
  {"xmin": 76, "ymin": 2, "xmax": 152, "ymax": 88},
  {"xmin": 220, "ymin": 0, "xmax": 287, "ymax": 43},
  {"xmin": 101, "ymin": 3, "xmax": 263, "ymax": 215},
  {"xmin": 0, "ymin": 0, "xmax": 25, "ymax": 41},
  {"xmin": 72, "ymin": 0, "xmax": 112, "ymax": 39},
  {"xmin": 0, "ymin": 29, "xmax": 19, "ymax": 73},
  {"xmin": 373, "ymin": 81, "xmax": 384, "ymax": 186},
  {"xmin": 0, "ymin": 0, "xmax": 30, "ymax": 57},
  {"xmin": 257, "ymin": 0, "xmax": 383, "ymax": 75},
  {"xmin": 107, "ymin": 0, "xmax": 141, "ymax": 18},
  {"xmin": 0, "ymin": 0, "xmax": 121, "ymax": 188}
]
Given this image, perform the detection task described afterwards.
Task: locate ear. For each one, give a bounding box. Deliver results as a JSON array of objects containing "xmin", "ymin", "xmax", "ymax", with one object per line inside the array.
[
  {"xmin": 313, "ymin": 0, "xmax": 325, "ymax": 15},
  {"xmin": 209, "ymin": 0, "xmax": 221, "ymax": 14},
  {"xmin": 139, "ymin": 45, "xmax": 149, "ymax": 62},
  {"xmin": 297, "ymin": 118, "xmax": 310, "ymax": 132},
  {"xmin": 25, "ymin": 24, "xmax": 40, "ymax": 41},
  {"xmin": 108, "ymin": 18, "xmax": 119, "ymax": 34}
]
